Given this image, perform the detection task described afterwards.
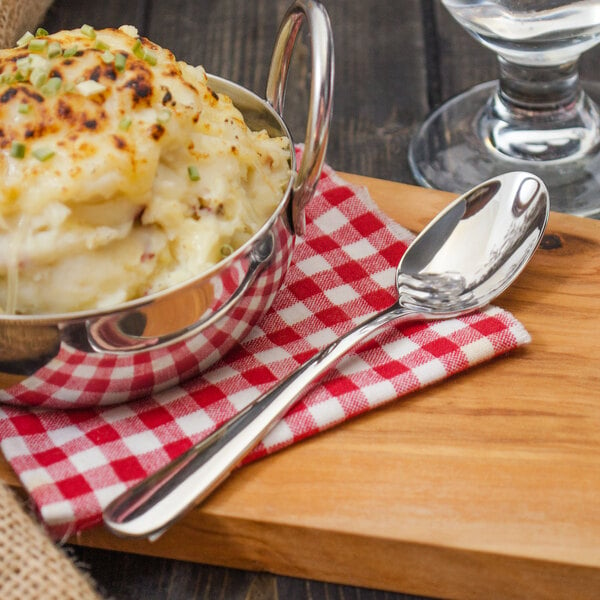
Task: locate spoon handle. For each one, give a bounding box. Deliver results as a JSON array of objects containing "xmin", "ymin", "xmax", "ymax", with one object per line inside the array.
[{"xmin": 104, "ymin": 301, "xmax": 415, "ymax": 539}]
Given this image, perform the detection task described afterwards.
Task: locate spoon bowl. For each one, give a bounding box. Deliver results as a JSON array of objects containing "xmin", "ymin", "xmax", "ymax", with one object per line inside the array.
[
  {"xmin": 397, "ymin": 172, "xmax": 548, "ymax": 316},
  {"xmin": 104, "ymin": 171, "xmax": 549, "ymax": 539}
]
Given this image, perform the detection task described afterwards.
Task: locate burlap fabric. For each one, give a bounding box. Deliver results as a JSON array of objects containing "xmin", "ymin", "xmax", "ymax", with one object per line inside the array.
[
  {"xmin": 0, "ymin": 0, "xmax": 53, "ymax": 47},
  {"xmin": 0, "ymin": 5, "xmax": 101, "ymax": 598},
  {"xmin": 0, "ymin": 483, "xmax": 101, "ymax": 599}
]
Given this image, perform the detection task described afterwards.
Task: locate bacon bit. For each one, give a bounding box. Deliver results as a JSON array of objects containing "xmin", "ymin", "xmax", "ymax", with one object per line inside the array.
[{"xmin": 141, "ymin": 252, "xmax": 155, "ymax": 262}]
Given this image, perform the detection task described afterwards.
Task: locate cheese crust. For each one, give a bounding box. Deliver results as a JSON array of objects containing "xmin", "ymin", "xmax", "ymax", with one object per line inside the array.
[{"xmin": 0, "ymin": 26, "xmax": 290, "ymax": 314}]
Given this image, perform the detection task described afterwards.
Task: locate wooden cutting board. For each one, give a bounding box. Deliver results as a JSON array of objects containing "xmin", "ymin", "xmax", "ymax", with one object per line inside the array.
[{"xmin": 1, "ymin": 175, "xmax": 599, "ymax": 600}]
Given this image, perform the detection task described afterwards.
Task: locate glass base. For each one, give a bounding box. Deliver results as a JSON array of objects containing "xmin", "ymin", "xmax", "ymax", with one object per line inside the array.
[{"xmin": 409, "ymin": 80, "xmax": 600, "ymax": 218}]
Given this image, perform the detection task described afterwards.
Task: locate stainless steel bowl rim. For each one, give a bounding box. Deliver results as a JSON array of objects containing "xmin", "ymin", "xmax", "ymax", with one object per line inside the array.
[{"xmin": 0, "ymin": 75, "xmax": 297, "ymax": 326}]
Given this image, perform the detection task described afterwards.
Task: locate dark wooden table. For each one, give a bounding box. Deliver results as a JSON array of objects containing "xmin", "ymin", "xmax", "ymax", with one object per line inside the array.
[{"xmin": 36, "ymin": 1, "xmax": 600, "ymax": 598}]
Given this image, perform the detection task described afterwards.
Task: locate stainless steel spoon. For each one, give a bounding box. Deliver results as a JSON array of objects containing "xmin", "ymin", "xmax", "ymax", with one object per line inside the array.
[{"xmin": 104, "ymin": 171, "xmax": 549, "ymax": 539}]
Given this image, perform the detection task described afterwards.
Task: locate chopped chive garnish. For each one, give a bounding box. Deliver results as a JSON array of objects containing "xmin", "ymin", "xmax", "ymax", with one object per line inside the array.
[
  {"xmin": 75, "ymin": 79, "xmax": 106, "ymax": 96},
  {"xmin": 81, "ymin": 24, "xmax": 96, "ymax": 39},
  {"xmin": 47, "ymin": 41, "xmax": 62, "ymax": 58},
  {"xmin": 63, "ymin": 45, "xmax": 78, "ymax": 58},
  {"xmin": 94, "ymin": 39, "xmax": 110, "ymax": 51},
  {"xmin": 40, "ymin": 76, "xmax": 62, "ymax": 96},
  {"xmin": 132, "ymin": 40, "xmax": 157, "ymax": 65},
  {"xmin": 220, "ymin": 244, "xmax": 234, "ymax": 257},
  {"xmin": 132, "ymin": 39, "xmax": 144, "ymax": 59},
  {"xmin": 118, "ymin": 117, "xmax": 132, "ymax": 131},
  {"xmin": 16, "ymin": 32, "xmax": 34, "ymax": 47},
  {"xmin": 35, "ymin": 28, "xmax": 49, "ymax": 37},
  {"xmin": 28, "ymin": 38, "xmax": 48, "ymax": 53},
  {"xmin": 16, "ymin": 56, "xmax": 31, "ymax": 76},
  {"xmin": 114, "ymin": 53, "xmax": 126, "ymax": 72},
  {"xmin": 187, "ymin": 165, "xmax": 200, "ymax": 181},
  {"xmin": 18, "ymin": 103, "xmax": 30, "ymax": 114},
  {"xmin": 10, "ymin": 142, "xmax": 26, "ymax": 159},
  {"xmin": 157, "ymin": 109, "xmax": 171, "ymax": 124},
  {"xmin": 29, "ymin": 68, "xmax": 48, "ymax": 88},
  {"xmin": 143, "ymin": 50, "xmax": 157, "ymax": 66},
  {"xmin": 101, "ymin": 50, "xmax": 115, "ymax": 64},
  {"xmin": 32, "ymin": 147, "xmax": 54, "ymax": 161},
  {"xmin": 118, "ymin": 116, "xmax": 132, "ymax": 131}
]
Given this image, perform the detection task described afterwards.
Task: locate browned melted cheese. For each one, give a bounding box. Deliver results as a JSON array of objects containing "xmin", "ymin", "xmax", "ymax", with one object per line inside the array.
[{"xmin": 0, "ymin": 26, "xmax": 290, "ymax": 314}]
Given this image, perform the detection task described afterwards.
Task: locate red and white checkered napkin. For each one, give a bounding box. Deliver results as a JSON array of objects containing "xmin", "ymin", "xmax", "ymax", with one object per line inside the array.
[{"xmin": 0, "ymin": 165, "xmax": 530, "ymax": 537}]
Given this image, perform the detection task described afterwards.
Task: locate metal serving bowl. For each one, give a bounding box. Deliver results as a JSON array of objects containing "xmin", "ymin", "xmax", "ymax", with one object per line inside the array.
[{"xmin": 0, "ymin": 0, "xmax": 333, "ymax": 408}]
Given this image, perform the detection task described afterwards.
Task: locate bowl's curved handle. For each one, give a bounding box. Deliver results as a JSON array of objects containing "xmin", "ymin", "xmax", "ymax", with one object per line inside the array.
[{"xmin": 266, "ymin": 0, "xmax": 334, "ymax": 236}]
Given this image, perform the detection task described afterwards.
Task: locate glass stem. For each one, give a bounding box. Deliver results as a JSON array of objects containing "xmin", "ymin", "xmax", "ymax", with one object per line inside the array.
[
  {"xmin": 480, "ymin": 56, "xmax": 600, "ymax": 162},
  {"xmin": 497, "ymin": 57, "xmax": 580, "ymax": 111}
]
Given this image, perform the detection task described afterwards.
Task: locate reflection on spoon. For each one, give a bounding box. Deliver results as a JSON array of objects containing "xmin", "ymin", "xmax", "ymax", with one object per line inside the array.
[{"xmin": 104, "ymin": 171, "xmax": 549, "ymax": 540}]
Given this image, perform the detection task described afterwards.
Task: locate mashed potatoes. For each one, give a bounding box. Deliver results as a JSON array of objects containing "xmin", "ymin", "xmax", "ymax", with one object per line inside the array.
[{"xmin": 0, "ymin": 25, "xmax": 290, "ymax": 314}]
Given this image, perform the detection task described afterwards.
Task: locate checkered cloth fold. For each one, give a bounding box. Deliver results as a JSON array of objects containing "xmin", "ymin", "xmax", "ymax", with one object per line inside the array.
[{"xmin": 0, "ymin": 164, "xmax": 530, "ymax": 537}]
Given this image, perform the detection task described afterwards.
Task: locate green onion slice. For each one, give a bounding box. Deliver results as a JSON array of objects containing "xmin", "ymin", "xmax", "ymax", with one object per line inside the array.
[
  {"xmin": 18, "ymin": 103, "xmax": 30, "ymax": 114},
  {"xmin": 114, "ymin": 53, "xmax": 126, "ymax": 72},
  {"xmin": 32, "ymin": 147, "xmax": 55, "ymax": 161},
  {"xmin": 81, "ymin": 24, "xmax": 96, "ymax": 39},
  {"xmin": 187, "ymin": 165, "xmax": 200, "ymax": 181},
  {"xmin": 16, "ymin": 32, "xmax": 35, "ymax": 48},
  {"xmin": 28, "ymin": 38, "xmax": 48, "ymax": 53},
  {"xmin": 143, "ymin": 50, "xmax": 157, "ymax": 66},
  {"xmin": 132, "ymin": 39, "xmax": 144, "ymax": 58},
  {"xmin": 157, "ymin": 109, "xmax": 171, "ymax": 124},
  {"xmin": 40, "ymin": 76, "xmax": 62, "ymax": 96},
  {"xmin": 16, "ymin": 57, "xmax": 32, "ymax": 76},
  {"xmin": 220, "ymin": 244, "xmax": 234, "ymax": 257},
  {"xmin": 101, "ymin": 51, "xmax": 115, "ymax": 64},
  {"xmin": 63, "ymin": 45, "xmax": 78, "ymax": 58},
  {"xmin": 29, "ymin": 68, "xmax": 49, "ymax": 88},
  {"xmin": 10, "ymin": 142, "xmax": 26, "ymax": 159},
  {"xmin": 47, "ymin": 41, "xmax": 62, "ymax": 58},
  {"xmin": 118, "ymin": 117, "xmax": 132, "ymax": 131},
  {"xmin": 75, "ymin": 80, "xmax": 107, "ymax": 96},
  {"xmin": 35, "ymin": 28, "xmax": 49, "ymax": 37}
]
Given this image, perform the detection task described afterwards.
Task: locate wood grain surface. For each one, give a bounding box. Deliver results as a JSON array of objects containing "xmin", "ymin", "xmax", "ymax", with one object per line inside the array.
[
  {"xmin": 2, "ymin": 0, "xmax": 600, "ymax": 598},
  {"xmin": 2, "ymin": 176, "xmax": 599, "ymax": 600}
]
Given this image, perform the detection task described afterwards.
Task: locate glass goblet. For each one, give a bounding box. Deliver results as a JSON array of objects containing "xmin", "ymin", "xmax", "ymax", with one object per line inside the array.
[{"xmin": 409, "ymin": 0, "xmax": 600, "ymax": 217}]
